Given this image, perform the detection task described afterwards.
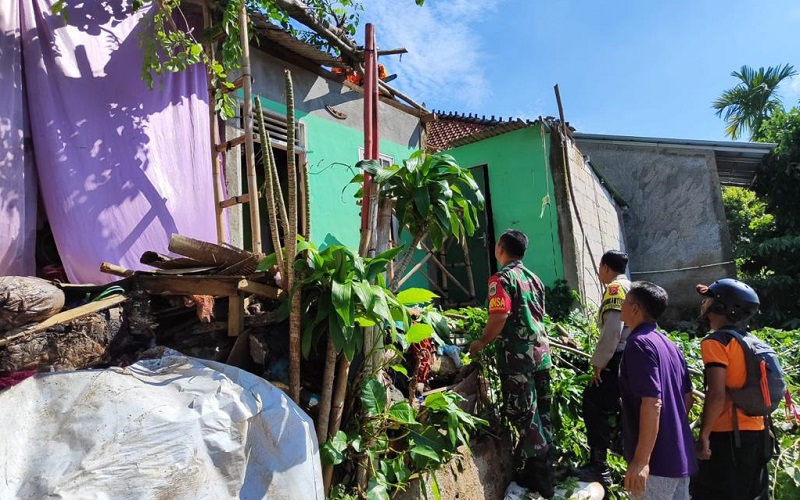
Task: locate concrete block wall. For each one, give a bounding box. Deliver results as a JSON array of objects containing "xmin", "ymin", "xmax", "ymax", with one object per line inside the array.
[
  {"xmin": 576, "ymin": 141, "xmax": 735, "ymax": 325},
  {"xmin": 563, "ymin": 140, "xmax": 626, "ymax": 309}
]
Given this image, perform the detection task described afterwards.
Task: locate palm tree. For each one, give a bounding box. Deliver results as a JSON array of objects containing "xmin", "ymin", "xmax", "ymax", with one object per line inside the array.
[{"xmin": 713, "ymin": 64, "xmax": 797, "ymax": 141}]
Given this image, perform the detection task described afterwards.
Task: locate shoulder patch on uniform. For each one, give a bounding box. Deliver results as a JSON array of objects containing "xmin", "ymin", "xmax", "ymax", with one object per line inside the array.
[
  {"xmin": 608, "ymin": 284, "xmax": 620, "ymax": 295},
  {"xmin": 488, "ymin": 281, "xmax": 497, "ymax": 297}
]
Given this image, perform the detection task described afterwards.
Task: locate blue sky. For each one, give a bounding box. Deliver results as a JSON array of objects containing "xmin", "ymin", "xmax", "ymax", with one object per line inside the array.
[{"xmin": 358, "ymin": 0, "xmax": 800, "ymax": 141}]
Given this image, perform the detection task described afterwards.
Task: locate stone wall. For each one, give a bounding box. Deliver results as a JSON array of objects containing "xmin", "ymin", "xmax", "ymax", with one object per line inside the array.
[{"xmin": 394, "ymin": 435, "xmax": 515, "ymax": 500}]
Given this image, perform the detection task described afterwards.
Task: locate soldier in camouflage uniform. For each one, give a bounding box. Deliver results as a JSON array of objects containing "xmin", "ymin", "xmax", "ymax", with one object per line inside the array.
[{"xmin": 470, "ymin": 229, "xmax": 554, "ymax": 498}]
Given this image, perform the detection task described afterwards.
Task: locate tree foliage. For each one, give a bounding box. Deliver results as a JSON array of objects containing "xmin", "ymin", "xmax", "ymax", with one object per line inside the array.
[
  {"xmin": 723, "ymin": 108, "xmax": 800, "ymax": 327},
  {"xmin": 713, "ymin": 64, "xmax": 797, "ymax": 140}
]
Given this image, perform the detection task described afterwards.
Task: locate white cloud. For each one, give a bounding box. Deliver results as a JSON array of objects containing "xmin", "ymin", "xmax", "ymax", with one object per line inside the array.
[
  {"xmin": 358, "ymin": 0, "xmax": 505, "ymax": 109},
  {"xmin": 782, "ymin": 75, "xmax": 800, "ymax": 107}
]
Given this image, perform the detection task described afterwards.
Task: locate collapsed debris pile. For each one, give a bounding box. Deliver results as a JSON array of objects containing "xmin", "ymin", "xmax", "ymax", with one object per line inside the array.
[
  {"xmin": 0, "ymin": 234, "xmax": 471, "ymax": 412},
  {"xmin": 0, "ymin": 235, "xmax": 286, "ymax": 387}
]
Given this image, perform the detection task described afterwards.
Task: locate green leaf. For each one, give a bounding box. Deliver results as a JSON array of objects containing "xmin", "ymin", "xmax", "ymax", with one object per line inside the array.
[
  {"xmin": 390, "ymin": 364, "xmax": 408, "ymax": 376},
  {"xmin": 331, "ymin": 280, "xmax": 354, "ymax": 327},
  {"xmin": 423, "ymin": 391, "xmax": 454, "ymax": 411},
  {"xmin": 409, "ymin": 443, "xmax": 441, "ymax": 467},
  {"xmin": 432, "ymin": 473, "xmax": 442, "ymax": 500},
  {"xmin": 355, "ymin": 316, "xmax": 377, "ymax": 327},
  {"xmin": 406, "ymin": 322, "xmax": 434, "ymax": 344},
  {"xmin": 366, "ymin": 476, "xmax": 390, "ymax": 500},
  {"xmin": 256, "ymin": 252, "xmax": 278, "ymax": 271},
  {"xmin": 373, "ymin": 245, "xmax": 405, "ymax": 262},
  {"xmin": 361, "ymin": 377, "xmax": 387, "ymax": 416},
  {"xmin": 388, "ymin": 400, "xmax": 418, "ymax": 425},
  {"xmin": 352, "ymin": 280, "xmax": 376, "ymax": 310},
  {"xmin": 397, "ymin": 288, "xmax": 439, "ymax": 305},
  {"xmin": 413, "ymin": 185, "xmax": 431, "ymax": 216},
  {"xmin": 355, "ymin": 159, "xmax": 382, "ymax": 174},
  {"xmin": 329, "ymin": 312, "xmax": 346, "ymax": 352},
  {"xmin": 320, "ymin": 431, "xmax": 348, "ymax": 465}
]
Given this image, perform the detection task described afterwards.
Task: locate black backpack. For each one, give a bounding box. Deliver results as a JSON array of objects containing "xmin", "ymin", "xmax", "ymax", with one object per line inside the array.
[{"xmin": 720, "ymin": 328, "xmax": 787, "ymax": 417}]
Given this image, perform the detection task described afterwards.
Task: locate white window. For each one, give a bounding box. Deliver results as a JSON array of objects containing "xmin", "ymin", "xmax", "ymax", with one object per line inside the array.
[{"xmin": 358, "ymin": 147, "xmax": 394, "ymax": 167}]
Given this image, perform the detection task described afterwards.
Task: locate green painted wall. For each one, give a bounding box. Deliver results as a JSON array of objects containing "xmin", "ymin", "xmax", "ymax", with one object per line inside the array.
[
  {"xmin": 447, "ymin": 125, "xmax": 564, "ymax": 287},
  {"xmin": 257, "ymin": 97, "xmax": 417, "ymax": 254}
]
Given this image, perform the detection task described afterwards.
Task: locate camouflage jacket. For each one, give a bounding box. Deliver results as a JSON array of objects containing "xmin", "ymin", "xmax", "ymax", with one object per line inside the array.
[{"xmin": 487, "ymin": 260, "xmax": 551, "ymax": 373}]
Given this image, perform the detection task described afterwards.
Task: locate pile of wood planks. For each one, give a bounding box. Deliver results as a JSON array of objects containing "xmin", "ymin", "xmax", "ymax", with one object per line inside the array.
[{"xmin": 0, "ymin": 235, "xmax": 286, "ymax": 377}]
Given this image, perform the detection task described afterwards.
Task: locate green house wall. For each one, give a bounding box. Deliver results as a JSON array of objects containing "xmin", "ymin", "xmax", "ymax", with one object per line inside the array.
[
  {"xmin": 447, "ymin": 125, "xmax": 565, "ymax": 288},
  {"xmin": 256, "ymin": 97, "xmax": 417, "ymax": 252}
]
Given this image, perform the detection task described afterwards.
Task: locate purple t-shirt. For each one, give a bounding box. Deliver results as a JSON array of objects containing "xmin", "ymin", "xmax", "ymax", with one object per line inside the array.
[{"xmin": 619, "ymin": 322, "xmax": 698, "ymax": 478}]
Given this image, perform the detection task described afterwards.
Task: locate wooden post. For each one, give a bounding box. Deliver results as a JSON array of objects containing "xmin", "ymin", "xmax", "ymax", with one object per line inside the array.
[
  {"xmin": 239, "ymin": 4, "xmax": 262, "ymax": 252},
  {"xmin": 204, "ymin": 1, "xmax": 224, "ymax": 244}
]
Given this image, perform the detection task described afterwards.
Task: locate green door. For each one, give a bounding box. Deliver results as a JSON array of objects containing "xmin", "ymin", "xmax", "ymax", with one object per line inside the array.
[{"xmin": 442, "ymin": 164, "xmax": 494, "ymax": 307}]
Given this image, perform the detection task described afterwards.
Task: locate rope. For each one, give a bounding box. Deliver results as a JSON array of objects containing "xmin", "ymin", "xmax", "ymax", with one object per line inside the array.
[{"xmin": 630, "ymin": 260, "xmax": 734, "ymax": 276}]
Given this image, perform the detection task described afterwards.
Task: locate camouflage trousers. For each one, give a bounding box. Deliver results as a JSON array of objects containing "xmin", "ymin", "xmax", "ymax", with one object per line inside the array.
[{"xmin": 501, "ymin": 369, "xmax": 552, "ymax": 468}]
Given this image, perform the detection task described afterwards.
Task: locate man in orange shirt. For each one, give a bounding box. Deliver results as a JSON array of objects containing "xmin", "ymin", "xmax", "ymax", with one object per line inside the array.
[{"xmin": 691, "ymin": 279, "xmax": 771, "ymax": 499}]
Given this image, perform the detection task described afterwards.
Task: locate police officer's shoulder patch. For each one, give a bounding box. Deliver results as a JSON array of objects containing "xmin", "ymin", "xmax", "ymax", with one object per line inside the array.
[{"xmin": 600, "ymin": 280, "xmax": 626, "ymax": 314}]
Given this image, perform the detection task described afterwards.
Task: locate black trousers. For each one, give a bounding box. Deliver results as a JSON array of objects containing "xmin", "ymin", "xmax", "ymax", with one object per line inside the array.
[
  {"xmin": 581, "ymin": 351, "xmax": 622, "ymax": 453},
  {"xmin": 690, "ymin": 430, "xmax": 770, "ymax": 500}
]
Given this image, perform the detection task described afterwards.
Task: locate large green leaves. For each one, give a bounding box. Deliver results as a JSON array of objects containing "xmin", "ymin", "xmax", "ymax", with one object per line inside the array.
[
  {"xmin": 361, "ymin": 377, "xmax": 387, "ymax": 417},
  {"xmin": 350, "ymin": 151, "xmax": 485, "ymax": 253},
  {"xmin": 320, "ymin": 431, "xmax": 348, "ymax": 466},
  {"xmin": 397, "ymin": 288, "xmax": 439, "ymax": 305}
]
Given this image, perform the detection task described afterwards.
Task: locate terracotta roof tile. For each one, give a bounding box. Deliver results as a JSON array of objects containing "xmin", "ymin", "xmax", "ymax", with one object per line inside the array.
[{"xmin": 427, "ymin": 111, "xmax": 545, "ymax": 151}]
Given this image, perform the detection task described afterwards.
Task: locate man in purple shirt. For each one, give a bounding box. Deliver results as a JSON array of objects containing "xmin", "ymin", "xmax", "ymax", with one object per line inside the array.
[{"xmin": 619, "ymin": 281, "xmax": 697, "ymax": 499}]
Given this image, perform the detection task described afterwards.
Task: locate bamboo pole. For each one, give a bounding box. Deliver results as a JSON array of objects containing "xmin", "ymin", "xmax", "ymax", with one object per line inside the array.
[
  {"xmin": 420, "ymin": 241, "xmax": 471, "ymax": 296},
  {"xmin": 396, "ymin": 250, "xmax": 433, "ymax": 288},
  {"xmin": 390, "ymin": 231, "xmax": 427, "ymax": 291},
  {"xmin": 323, "ymin": 353, "xmax": 351, "ymax": 492},
  {"xmin": 203, "ymin": 1, "xmax": 224, "ymax": 244},
  {"xmin": 239, "ymin": 4, "xmax": 261, "ymax": 252}
]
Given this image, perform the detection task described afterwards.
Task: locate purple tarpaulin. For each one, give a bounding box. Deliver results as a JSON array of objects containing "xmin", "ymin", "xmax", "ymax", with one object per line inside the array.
[
  {"xmin": 0, "ymin": 0, "xmax": 216, "ymax": 283},
  {"xmin": 0, "ymin": 1, "xmax": 37, "ymax": 277}
]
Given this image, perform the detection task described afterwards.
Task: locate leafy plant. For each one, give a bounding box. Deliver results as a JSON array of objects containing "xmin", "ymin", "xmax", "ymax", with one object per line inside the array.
[
  {"xmin": 322, "ymin": 376, "xmax": 487, "ymax": 500},
  {"xmin": 544, "ymin": 279, "xmax": 576, "ymax": 323},
  {"xmin": 261, "ymin": 238, "xmax": 410, "ymax": 361},
  {"xmin": 352, "ymin": 150, "xmax": 485, "ymax": 289}
]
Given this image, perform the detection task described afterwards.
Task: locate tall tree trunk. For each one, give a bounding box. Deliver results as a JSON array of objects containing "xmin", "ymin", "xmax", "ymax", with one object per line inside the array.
[
  {"xmin": 255, "ymin": 97, "xmax": 284, "ymax": 270},
  {"xmin": 316, "ymin": 338, "xmax": 337, "ymax": 444},
  {"xmin": 285, "ymin": 70, "xmax": 301, "ymax": 404},
  {"xmin": 302, "ymin": 156, "xmax": 311, "ymax": 239},
  {"xmin": 266, "ymin": 131, "xmax": 289, "ymax": 243},
  {"xmin": 389, "ymin": 231, "xmax": 426, "ymax": 291},
  {"xmin": 323, "ymin": 354, "xmax": 351, "ymax": 494}
]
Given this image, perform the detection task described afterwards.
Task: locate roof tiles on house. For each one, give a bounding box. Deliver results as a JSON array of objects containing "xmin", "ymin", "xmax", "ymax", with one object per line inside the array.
[{"xmin": 427, "ymin": 111, "xmax": 545, "ymax": 151}]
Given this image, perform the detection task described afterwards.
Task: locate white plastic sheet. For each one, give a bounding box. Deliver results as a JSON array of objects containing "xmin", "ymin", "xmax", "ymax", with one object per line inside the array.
[{"xmin": 0, "ymin": 351, "xmax": 324, "ymax": 499}]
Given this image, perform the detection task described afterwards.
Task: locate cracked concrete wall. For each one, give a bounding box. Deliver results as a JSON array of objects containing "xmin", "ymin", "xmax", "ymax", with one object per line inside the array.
[
  {"xmin": 575, "ymin": 141, "xmax": 735, "ymax": 325},
  {"xmin": 558, "ymin": 137, "xmax": 626, "ymax": 310}
]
